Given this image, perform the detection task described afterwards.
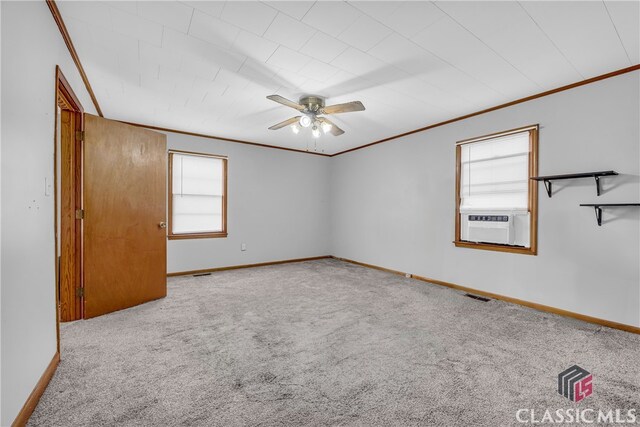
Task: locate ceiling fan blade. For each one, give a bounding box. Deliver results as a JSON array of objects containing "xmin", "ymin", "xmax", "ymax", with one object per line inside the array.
[
  {"xmin": 319, "ymin": 117, "xmax": 345, "ymax": 136},
  {"xmin": 266, "ymin": 95, "xmax": 305, "ymax": 111},
  {"xmin": 268, "ymin": 116, "xmax": 300, "ymax": 130},
  {"xmin": 320, "ymin": 101, "xmax": 365, "ymax": 115}
]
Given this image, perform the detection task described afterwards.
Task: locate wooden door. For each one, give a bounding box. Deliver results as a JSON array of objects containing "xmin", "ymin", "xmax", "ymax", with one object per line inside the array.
[{"xmin": 84, "ymin": 114, "xmax": 167, "ymax": 318}]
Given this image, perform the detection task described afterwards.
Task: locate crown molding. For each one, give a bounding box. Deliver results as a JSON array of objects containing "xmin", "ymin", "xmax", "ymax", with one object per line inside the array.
[
  {"xmin": 46, "ymin": 0, "xmax": 103, "ymax": 117},
  {"xmin": 121, "ymin": 122, "xmax": 332, "ymax": 157},
  {"xmin": 331, "ymin": 64, "xmax": 640, "ymax": 157}
]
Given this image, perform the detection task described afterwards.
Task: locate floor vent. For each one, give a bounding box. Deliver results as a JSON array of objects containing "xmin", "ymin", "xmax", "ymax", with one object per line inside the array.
[
  {"xmin": 464, "ymin": 293, "xmax": 491, "ymax": 302},
  {"xmin": 193, "ymin": 273, "xmax": 212, "ymax": 277}
]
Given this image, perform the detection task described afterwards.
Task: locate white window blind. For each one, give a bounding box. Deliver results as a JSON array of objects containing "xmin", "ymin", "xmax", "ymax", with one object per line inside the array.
[
  {"xmin": 171, "ymin": 153, "xmax": 224, "ymax": 234},
  {"xmin": 460, "ymin": 131, "xmax": 530, "ymax": 211}
]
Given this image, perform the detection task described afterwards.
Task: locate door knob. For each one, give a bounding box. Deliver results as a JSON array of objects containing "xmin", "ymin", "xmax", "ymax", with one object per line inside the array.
[{"xmin": 159, "ymin": 222, "xmax": 167, "ymax": 229}]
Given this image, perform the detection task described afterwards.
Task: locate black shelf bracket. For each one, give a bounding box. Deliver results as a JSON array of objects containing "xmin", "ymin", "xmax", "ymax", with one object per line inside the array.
[
  {"xmin": 579, "ymin": 203, "xmax": 640, "ymax": 226},
  {"xmin": 593, "ymin": 206, "xmax": 603, "ymax": 226},
  {"xmin": 543, "ymin": 180, "xmax": 552, "ymax": 198},
  {"xmin": 531, "ymin": 171, "xmax": 617, "ymax": 198}
]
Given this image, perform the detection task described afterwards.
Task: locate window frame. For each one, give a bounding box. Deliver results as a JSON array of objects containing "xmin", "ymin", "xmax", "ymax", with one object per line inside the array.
[
  {"xmin": 454, "ymin": 124, "xmax": 539, "ymax": 255},
  {"xmin": 168, "ymin": 149, "xmax": 228, "ymax": 240}
]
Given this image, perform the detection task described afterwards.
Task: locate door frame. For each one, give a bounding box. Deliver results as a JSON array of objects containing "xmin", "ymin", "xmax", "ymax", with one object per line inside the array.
[{"xmin": 54, "ymin": 66, "xmax": 84, "ymax": 337}]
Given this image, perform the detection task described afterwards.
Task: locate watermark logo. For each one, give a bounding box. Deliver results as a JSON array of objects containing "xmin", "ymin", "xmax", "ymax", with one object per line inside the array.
[
  {"xmin": 558, "ymin": 365, "xmax": 593, "ymax": 402},
  {"xmin": 516, "ymin": 367, "xmax": 637, "ymax": 424}
]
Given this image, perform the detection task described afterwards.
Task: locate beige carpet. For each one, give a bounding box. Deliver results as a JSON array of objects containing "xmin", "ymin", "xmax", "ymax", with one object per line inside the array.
[{"xmin": 29, "ymin": 259, "xmax": 640, "ymax": 426}]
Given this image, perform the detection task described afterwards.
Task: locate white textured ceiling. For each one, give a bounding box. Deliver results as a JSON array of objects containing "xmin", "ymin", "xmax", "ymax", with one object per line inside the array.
[{"xmin": 59, "ymin": 1, "xmax": 639, "ymax": 155}]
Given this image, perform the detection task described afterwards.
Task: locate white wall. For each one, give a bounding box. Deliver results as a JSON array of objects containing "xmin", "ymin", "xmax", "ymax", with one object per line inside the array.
[
  {"xmin": 164, "ymin": 132, "xmax": 331, "ymax": 274},
  {"xmin": 0, "ymin": 2, "xmax": 97, "ymax": 425},
  {"xmin": 330, "ymin": 71, "xmax": 640, "ymax": 328}
]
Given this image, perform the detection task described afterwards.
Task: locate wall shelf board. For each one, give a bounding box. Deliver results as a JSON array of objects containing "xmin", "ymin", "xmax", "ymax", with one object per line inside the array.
[{"xmin": 531, "ymin": 171, "xmax": 618, "ymax": 197}]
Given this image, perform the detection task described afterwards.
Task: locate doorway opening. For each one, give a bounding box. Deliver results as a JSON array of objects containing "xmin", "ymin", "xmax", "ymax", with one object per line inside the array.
[{"xmin": 54, "ymin": 66, "xmax": 84, "ymax": 328}]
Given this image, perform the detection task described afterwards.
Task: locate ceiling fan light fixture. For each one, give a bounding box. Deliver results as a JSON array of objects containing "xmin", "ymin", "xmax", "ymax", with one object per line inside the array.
[
  {"xmin": 299, "ymin": 114, "xmax": 312, "ymax": 128},
  {"xmin": 266, "ymin": 94, "xmax": 362, "ymax": 138}
]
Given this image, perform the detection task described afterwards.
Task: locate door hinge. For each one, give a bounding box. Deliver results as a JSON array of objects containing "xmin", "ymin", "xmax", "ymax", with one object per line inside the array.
[
  {"xmin": 76, "ymin": 130, "xmax": 85, "ymax": 141},
  {"xmin": 76, "ymin": 287, "xmax": 84, "ymax": 298},
  {"xmin": 75, "ymin": 209, "xmax": 84, "ymax": 220}
]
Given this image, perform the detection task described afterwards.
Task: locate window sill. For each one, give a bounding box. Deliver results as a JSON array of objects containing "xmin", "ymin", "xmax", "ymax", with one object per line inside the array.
[
  {"xmin": 168, "ymin": 232, "xmax": 228, "ymax": 240},
  {"xmin": 453, "ymin": 240, "xmax": 536, "ymax": 256}
]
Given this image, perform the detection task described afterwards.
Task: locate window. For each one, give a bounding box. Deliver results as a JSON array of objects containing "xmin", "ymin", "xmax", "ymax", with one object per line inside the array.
[
  {"xmin": 455, "ymin": 125, "xmax": 538, "ymax": 255},
  {"xmin": 168, "ymin": 151, "xmax": 227, "ymax": 239}
]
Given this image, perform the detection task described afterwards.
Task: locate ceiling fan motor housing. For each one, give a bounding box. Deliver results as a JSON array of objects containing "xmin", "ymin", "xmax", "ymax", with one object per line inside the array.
[{"xmin": 299, "ymin": 96, "xmax": 325, "ymax": 113}]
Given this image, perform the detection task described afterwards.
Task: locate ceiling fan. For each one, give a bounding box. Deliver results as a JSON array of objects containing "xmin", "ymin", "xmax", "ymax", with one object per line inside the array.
[{"xmin": 266, "ymin": 95, "xmax": 365, "ymax": 137}]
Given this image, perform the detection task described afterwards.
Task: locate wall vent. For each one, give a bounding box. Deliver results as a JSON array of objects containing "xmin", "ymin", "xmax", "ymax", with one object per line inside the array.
[{"xmin": 464, "ymin": 293, "xmax": 491, "ymax": 302}]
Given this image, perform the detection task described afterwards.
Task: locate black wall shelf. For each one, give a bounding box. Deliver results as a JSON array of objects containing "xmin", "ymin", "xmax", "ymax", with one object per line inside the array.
[
  {"xmin": 530, "ymin": 171, "xmax": 618, "ymax": 197},
  {"xmin": 579, "ymin": 203, "xmax": 640, "ymax": 226}
]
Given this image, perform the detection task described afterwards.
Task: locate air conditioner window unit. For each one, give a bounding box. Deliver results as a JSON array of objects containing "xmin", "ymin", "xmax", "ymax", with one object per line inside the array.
[{"xmin": 464, "ymin": 214, "xmax": 514, "ymax": 245}]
